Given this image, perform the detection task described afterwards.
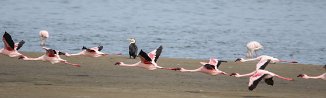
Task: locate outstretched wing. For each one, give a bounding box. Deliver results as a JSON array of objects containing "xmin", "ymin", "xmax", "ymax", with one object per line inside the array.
[
  {"xmin": 257, "ymin": 59, "xmax": 271, "ymax": 70},
  {"xmin": 249, "ymin": 73, "xmax": 267, "ymax": 91},
  {"xmin": 138, "ymin": 50, "xmax": 152, "ymax": 64},
  {"xmin": 208, "ymin": 58, "xmax": 218, "ymax": 66},
  {"xmin": 209, "ymin": 58, "xmax": 227, "ymax": 69},
  {"xmin": 16, "ymin": 40, "xmax": 25, "ymax": 50},
  {"xmin": 148, "ymin": 45, "xmax": 163, "ymax": 62},
  {"xmin": 3, "ymin": 32, "xmax": 15, "ymax": 51},
  {"xmin": 82, "ymin": 46, "xmax": 96, "ymax": 52}
]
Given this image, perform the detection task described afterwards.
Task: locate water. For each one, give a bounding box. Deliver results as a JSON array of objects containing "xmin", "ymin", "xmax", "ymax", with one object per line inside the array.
[{"xmin": 0, "ymin": 0, "xmax": 325, "ymax": 65}]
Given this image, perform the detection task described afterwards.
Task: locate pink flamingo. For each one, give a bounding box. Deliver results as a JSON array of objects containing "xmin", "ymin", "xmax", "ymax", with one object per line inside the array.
[
  {"xmin": 19, "ymin": 47, "xmax": 80, "ymax": 67},
  {"xmin": 39, "ymin": 30, "xmax": 49, "ymax": 46},
  {"xmin": 115, "ymin": 46, "xmax": 173, "ymax": 70},
  {"xmin": 0, "ymin": 32, "xmax": 26, "ymax": 57},
  {"xmin": 66, "ymin": 45, "xmax": 108, "ymax": 57},
  {"xmin": 246, "ymin": 41, "xmax": 263, "ymax": 58},
  {"xmin": 297, "ymin": 73, "xmax": 326, "ymax": 80},
  {"xmin": 230, "ymin": 69, "xmax": 293, "ymax": 91},
  {"xmin": 235, "ymin": 55, "xmax": 298, "ymax": 70},
  {"xmin": 171, "ymin": 58, "xmax": 228, "ymax": 75}
]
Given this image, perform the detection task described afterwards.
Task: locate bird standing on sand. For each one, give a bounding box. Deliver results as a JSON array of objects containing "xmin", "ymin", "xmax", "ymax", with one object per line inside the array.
[
  {"xmin": 39, "ymin": 30, "xmax": 49, "ymax": 46},
  {"xmin": 19, "ymin": 47, "xmax": 80, "ymax": 67},
  {"xmin": 297, "ymin": 73, "xmax": 326, "ymax": 80},
  {"xmin": 66, "ymin": 45, "xmax": 108, "ymax": 57},
  {"xmin": 115, "ymin": 46, "xmax": 173, "ymax": 70},
  {"xmin": 128, "ymin": 38, "xmax": 138, "ymax": 59},
  {"xmin": 235, "ymin": 55, "xmax": 298, "ymax": 70},
  {"xmin": 0, "ymin": 32, "xmax": 26, "ymax": 57},
  {"xmin": 171, "ymin": 58, "xmax": 228, "ymax": 76},
  {"xmin": 246, "ymin": 41, "xmax": 263, "ymax": 58}
]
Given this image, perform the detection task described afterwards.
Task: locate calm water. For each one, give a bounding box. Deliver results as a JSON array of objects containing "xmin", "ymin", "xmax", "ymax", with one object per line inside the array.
[{"xmin": 1, "ymin": 0, "xmax": 325, "ymax": 65}]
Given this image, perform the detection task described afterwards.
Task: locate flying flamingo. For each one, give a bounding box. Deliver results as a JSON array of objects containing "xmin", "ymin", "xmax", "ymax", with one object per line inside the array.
[
  {"xmin": 128, "ymin": 38, "xmax": 138, "ymax": 59},
  {"xmin": 115, "ymin": 45, "xmax": 174, "ymax": 70},
  {"xmin": 66, "ymin": 45, "xmax": 108, "ymax": 57},
  {"xmin": 39, "ymin": 30, "xmax": 49, "ymax": 46},
  {"xmin": 0, "ymin": 31, "xmax": 26, "ymax": 57},
  {"xmin": 19, "ymin": 47, "xmax": 80, "ymax": 67},
  {"xmin": 246, "ymin": 41, "xmax": 263, "ymax": 58},
  {"xmin": 235, "ymin": 55, "xmax": 298, "ymax": 70},
  {"xmin": 297, "ymin": 73, "xmax": 326, "ymax": 80},
  {"xmin": 171, "ymin": 58, "xmax": 228, "ymax": 75}
]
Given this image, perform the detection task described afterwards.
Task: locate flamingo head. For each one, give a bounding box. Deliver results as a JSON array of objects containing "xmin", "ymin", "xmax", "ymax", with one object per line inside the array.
[
  {"xmin": 297, "ymin": 74, "xmax": 305, "ymax": 78},
  {"xmin": 235, "ymin": 58, "xmax": 242, "ymax": 62},
  {"xmin": 114, "ymin": 62, "xmax": 122, "ymax": 65},
  {"xmin": 169, "ymin": 67, "xmax": 182, "ymax": 71},
  {"xmin": 18, "ymin": 55, "xmax": 25, "ymax": 59},
  {"xmin": 230, "ymin": 73, "xmax": 238, "ymax": 76}
]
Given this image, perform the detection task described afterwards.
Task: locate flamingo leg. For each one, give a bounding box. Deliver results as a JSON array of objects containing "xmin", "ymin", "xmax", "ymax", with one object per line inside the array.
[
  {"xmin": 275, "ymin": 75, "xmax": 293, "ymax": 81},
  {"xmin": 61, "ymin": 61, "xmax": 80, "ymax": 67}
]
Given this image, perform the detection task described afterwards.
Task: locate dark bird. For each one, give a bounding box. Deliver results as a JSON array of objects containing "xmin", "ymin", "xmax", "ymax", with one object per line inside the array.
[{"xmin": 128, "ymin": 38, "xmax": 138, "ymax": 59}]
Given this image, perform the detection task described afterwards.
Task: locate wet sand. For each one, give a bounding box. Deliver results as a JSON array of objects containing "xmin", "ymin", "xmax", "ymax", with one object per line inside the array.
[{"xmin": 0, "ymin": 52, "xmax": 325, "ymax": 98}]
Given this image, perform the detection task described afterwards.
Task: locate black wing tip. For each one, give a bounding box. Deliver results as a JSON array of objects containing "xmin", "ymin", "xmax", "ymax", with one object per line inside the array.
[
  {"xmin": 98, "ymin": 45, "xmax": 103, "ymax": 51},
  {"xmin": 58, "ymin": 51, "xmax": 66, "ymax": 55},
  {"xmin": 82, "ymin": 46, "xmax": 87, "ymax": 50}
]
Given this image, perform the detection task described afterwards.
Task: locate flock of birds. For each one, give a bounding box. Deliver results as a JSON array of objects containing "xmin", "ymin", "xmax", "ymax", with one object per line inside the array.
[{"xmin": 0, "ymin": 31, "xmax": 325, "ymax": 91}]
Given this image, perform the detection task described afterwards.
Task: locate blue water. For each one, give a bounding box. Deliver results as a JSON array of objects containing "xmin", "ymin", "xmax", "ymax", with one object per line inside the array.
[{"xmin": 0, "ymin": 0, "xmax": 325, "ymax": 65}]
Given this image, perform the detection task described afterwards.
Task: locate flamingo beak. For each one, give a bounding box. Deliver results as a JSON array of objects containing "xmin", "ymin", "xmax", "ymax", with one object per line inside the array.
[
  {"xmin": 297, "ymin": 74, "xmax": 303, "ymax": 77},
  {"xmin": 18, "ymin": 56, "xmax": 25, "ymax": 59},
  {"xmin": 170, "ymin": 67, "xmax": 181, "ymax": 71},
  {"xmin": 114, "ymin": 62, "xmax": 121, "ymax": 65},
  {"xmin": 235, "ymin": 58, "xmax": 241, "ymax": 62},
  {"xmin": 230, "ymin": 73, "xmax": 237, "ymax": 76}
]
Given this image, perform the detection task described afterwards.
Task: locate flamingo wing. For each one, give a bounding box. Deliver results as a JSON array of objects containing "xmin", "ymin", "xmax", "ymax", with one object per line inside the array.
[
  {"xmin": 249, "ymin": 73, "xmax": 267, "ymax": 91},
  {"xmin": 208, "ymin": 58, "xmax": 218, "ymax": 65},
  {"xmin": 148, "ymin": 45, "xmax": 163, "ymax": 62},
  {"xmin": 138, "ymin": 50, "xmax": 152, "ymax": 64},
  {"xmin": 16, "ymin": 40, "xmax": 25, "ymax": 50},
  {"xmin": 3, "ymin": 32, "xmax": 15, "ymax": 51},
  {"xmin": 256, "ymin": 59, "xmax": 271, "ymax": 70},
  {"xmin": 264, "ymin": 77, "xmax": 274, "ymax": 86},
  {"xmin": 98, "ymin": 45, "xmax": 103, "ymax": 51}
]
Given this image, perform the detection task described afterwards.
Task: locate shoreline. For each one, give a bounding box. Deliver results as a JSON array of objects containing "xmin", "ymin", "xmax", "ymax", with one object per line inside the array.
[{"xmin": 0, "ymin": 52, "xmax": 325, "ymax": 98}]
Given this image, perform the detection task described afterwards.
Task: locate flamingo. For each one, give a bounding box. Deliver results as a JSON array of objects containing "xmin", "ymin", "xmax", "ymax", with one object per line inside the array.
[
  {"xmin": 230, "ymin": 69, "xmax": 293, "ymax": 91},
  {"xmin": 128, "ymin": 38, "xmax": 138, "ymax": 59},
  {"xmin": 115, "ymin": 45, "xmax": 173, "ymax": 70},
  {"xmin": 297, "ymin": 73, "xmax": 326, "ymax": 80},
  {"xmin": 39, "ymin": 30, "xmax": 49, "ymax": 46},
  {"xmin": 235, "ymin": 55, "xmax": 298, "ymax": 70},
  {"xmin": 0, "ymin": 31, "xmax": 26, "ymax": 57},
  {"xmin": 246, "ymin": 41, "xmax": 263, "ymax": 58},
  {"xmin": 19, "ymin": 47, "xmax": 80, "ymax": 67},
  {"xmin": 66, "ymin": 45, "xmax": 108, "ymax": 57},
  {"xmin": 171, "ymin": 58, "xmax": 228, "ymax": 75}
]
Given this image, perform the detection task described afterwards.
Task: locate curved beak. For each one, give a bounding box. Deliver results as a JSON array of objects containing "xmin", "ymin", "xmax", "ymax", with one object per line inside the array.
[{"xmin": 235, "ymin": 58, "xmax": 241, "ymax": 62}]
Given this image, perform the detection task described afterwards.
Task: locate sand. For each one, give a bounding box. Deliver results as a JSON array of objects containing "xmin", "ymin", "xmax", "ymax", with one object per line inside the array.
[{"xmin": 0, "ymin": 52, "xmax": 325, "ymax": 98}]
